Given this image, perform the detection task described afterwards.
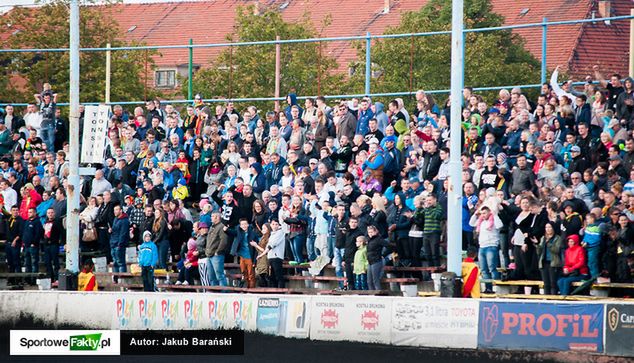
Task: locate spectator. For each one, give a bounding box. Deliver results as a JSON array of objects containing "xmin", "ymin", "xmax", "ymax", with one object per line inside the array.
[
  {"xmin": 109, "ymin": 204, "xmax": 129, "ymax": 275},
  {"xmin": 557, "ymin": 234, "xmax": 590, "ymax": 295},
  {"xmin": 138, "ymin": 231, "xmax": 158, "ymax": 291}
]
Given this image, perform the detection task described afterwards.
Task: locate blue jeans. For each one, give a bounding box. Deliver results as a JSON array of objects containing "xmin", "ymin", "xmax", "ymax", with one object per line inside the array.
[
  {"xmin": 24, "ymin": 245, "xmax": 40, "ymax": 275},
  {"xmin": 290, "ymin": 234, "xmax": 306, "ymax": 263},
  {"xmin": 478, "ymin": 246, "xmax": 501, "ymax": 291},
  {"xmin": 209, "ymin": 254, "xmax": 227, "ymax": 286},
  {"xmin": 40, "ymin": 125, "xmax": 55, "ymax": 152},
  {"xmin": 111, "ymin": 246, "xmax": 127, "ymax": 273},
  {"xmin": 5, "ymin": 242, "xmax": 21, "ymax": 273},
  {"xmin": 558, "ymin": 274, "xmax": 589, "ymax": 295},
  {"xmin": 333, "ymin": 247, "xmax": 345, "ymax": 288},
  {"xmin": 43, "ymin": 243, "xmax": 60, "ymax": 281},
  {"xmin": 306, "ymin": 235, "xmax": 317, "ymax": 261},
  {"xmin": 355, "ymin": 273, "xmax": 368, "ymax": 290},
  {"xmin": 327, "ymin": 236, "xmax": 336, "ymax": 260},
  {"xmin": 586, "ymin": 245, "xmax": 600, "ymax": 278},
  {"xmin": 157, "ymin": 240, "xmax": 169, "ymax": 269}
]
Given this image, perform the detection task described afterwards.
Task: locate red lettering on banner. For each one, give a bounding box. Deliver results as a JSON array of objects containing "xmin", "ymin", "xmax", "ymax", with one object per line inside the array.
[
  {"xmin": 581, "ymin": 315, "xmax": 598, "ymax": 338},
  {"xmin": 536, "ymin": 314, "xmax": 556, "ymax": 336},
  {"xmin": 556, "ymin": 315, "xmax": 572, "ymax": 337},
  {"xmin": 518, "ymin": 313, "xmax": 536, "ymax": 335},
  {"xmin": 573, "ymin": 314, "xmax": 580, "ymax": 337},
  {"xmin": 501, "ymin": 313, "xmax": 518, "ymax": 334}
]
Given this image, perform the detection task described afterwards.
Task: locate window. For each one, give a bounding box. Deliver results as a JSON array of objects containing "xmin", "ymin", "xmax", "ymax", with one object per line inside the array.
[{"xmin": 155, "ymin": 70, "xmax": 176, "ymax": 88}]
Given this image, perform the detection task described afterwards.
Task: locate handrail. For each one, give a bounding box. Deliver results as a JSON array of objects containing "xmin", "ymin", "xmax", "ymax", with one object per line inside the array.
[{"xmin": 0, "ymin": 14, "xmax": 630, "ymax": 53}]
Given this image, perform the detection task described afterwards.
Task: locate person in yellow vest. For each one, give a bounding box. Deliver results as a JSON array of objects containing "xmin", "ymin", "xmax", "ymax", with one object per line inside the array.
[
  {"xmin": 78, "ymin": 260, "xmax": 98, "ymax": 291},
  {"xmin": 461, "ymin": 247, "xmax": 481, "ymax": 298}
]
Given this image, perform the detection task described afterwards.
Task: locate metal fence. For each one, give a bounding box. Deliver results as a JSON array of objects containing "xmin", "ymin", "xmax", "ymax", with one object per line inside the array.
[{"xmin": 0, "ymin": 13, "xmax": 633, "ymax": 107}]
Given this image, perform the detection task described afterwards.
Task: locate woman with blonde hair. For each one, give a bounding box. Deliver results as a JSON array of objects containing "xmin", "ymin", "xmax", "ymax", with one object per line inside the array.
[{"xmin": 370, "ymin": 194, "xmax": 388, "ymax": 238}]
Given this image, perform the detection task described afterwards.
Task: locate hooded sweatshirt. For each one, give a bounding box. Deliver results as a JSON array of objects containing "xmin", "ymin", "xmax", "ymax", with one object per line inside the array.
[
  {"xmin": 374, "ymin": 102, "xmax": 389, "ymax": 133},
  {"xmin": 563, "ymin": 234, "xmax": 589, "ymax": 275},
  {"xmin": 249, "ymin": 163, "xmax": 266, "ymax": 194},
  {"xmin": 284, "ymin": 93, "xmax": 304, "ymax": 122}
]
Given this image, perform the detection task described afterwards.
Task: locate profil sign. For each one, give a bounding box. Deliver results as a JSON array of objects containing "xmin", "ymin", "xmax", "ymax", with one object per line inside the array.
[{"xmin": 478, "ymin": 302, "xmax": 604, "ymax": 352}]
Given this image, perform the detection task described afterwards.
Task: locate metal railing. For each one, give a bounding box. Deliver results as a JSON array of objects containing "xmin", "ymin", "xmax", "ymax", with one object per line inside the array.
[{"xmin": 0, "ymin": 14, "xmax": 632, "ymax": 107}]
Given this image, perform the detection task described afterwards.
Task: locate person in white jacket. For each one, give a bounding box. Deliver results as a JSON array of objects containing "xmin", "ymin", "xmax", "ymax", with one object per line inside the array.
[
  {"xmin": 469, "ymin": 205, "xmax": 503, "ymax": 293},
  {"xmin": 260, "ymin": 219, "xmax": 286, "ymax": 288}
]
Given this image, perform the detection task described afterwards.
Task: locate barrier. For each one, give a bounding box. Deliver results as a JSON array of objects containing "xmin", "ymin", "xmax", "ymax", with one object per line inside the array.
[
  {"xmin": 391, "ymin": 298, "xmax": 478, "ymax": 349},
  {"xmin": 1, "ymin": 291, "xmax": 634, "ymax": 357},
  {"xmin": 478, "ymin": 301, "xmax": 604, "ymax": 353},
  {"xmin": 605, "ymin": 304, "xmax": 634, "ymax": 357}
]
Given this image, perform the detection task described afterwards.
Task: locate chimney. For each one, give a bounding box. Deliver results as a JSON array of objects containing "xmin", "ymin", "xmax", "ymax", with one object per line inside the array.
[
  {"xmin": 598, "ymin": 0, "xmax": 612, "ymax": 24},
  {"xmin": 383, "ymin": 0, "xmax": 390, "ymax": 14}
]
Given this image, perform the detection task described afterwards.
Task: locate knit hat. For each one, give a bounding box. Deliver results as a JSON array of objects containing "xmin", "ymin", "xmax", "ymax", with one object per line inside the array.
[
  {"xmin": 134, "ymin": 197, "xmax": 143, "ymax": 205},
  {"xmin": 497, "ymin": 152, "xmax": 507, "ymax": 164},
  {"xmin": 178, "ymin": 178, "xmax": 187, "ymax": 186},
  {"xmin": 143, "ymin": 231, "xmax": 152, "ymax": 239},
  {"xmin": 383, "ymin": 135, "xmax": 397, "ymax": 144},
  {"xmin": 198, "ymin": 222, "xmax": 209, "ymax": 229},
  {"xmin": 187, "ymin": 239, "xmax": 197, "ymax": 250}
]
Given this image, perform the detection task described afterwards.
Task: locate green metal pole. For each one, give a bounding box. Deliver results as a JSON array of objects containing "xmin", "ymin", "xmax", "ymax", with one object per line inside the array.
[{"xmin": 188, "ymin": 38, "xmax": 193, "ymax": 101}]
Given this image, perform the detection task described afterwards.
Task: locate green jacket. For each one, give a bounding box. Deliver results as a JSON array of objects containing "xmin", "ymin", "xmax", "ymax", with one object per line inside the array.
[
  {"xmin": 536, "ymin": 234, "xmax": 563, "ymax": 268},
  {"xmin": 353, "ymin": 245, "xmax": 368, "ymax": 274},
  {"xmin": 0, "ymin": 129, "xmax": 13, "ymax": 155}
]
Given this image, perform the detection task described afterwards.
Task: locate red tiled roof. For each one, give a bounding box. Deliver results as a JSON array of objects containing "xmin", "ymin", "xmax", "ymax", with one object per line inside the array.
[{"xmin": 3, "ymin": 0, "xmax": 632, "ymax": 83}]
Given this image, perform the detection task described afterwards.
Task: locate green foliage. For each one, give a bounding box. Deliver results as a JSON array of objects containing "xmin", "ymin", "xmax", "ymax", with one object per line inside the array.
[
  {"xmin": 346, "ymin": 0, "xmax": 540, "ymax": 104},
  {"xmin": 0, "ymin": 0, "xmax": 159, "ymax": 106},
  {"xmin": 184, "ymin": 5, "xmax": 344, "ymax": 110}
]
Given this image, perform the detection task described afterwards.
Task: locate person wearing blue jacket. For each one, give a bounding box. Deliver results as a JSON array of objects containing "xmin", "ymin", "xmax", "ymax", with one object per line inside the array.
[
  {"xmin": 227, "ymin": 218, "xmax": 258, "ymax": 288},
  {"xmin": 138, "ymin": 230, "xmax": 158, "ymax": 292},
  {"xmin": 356, "ymin": 99, "xmax": 374, "ymax": 136},
  {"xmin": 249, "ymin": 163, "xmax": 266, "ymax": 196},
  {"xmin": 109, "ymin": 204, "xmax": 130, "ymax": 274}
]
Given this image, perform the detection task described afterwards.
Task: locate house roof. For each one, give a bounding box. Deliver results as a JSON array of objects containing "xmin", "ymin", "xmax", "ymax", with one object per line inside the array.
[{"xmin": 3, "ymin": 0, "xmax": 632, "ymax": 81}]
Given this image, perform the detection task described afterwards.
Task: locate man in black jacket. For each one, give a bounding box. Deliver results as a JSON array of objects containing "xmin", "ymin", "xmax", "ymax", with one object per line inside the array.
[
  {"xmin": 5, "ymin": 205, "xmax": 24, "ymax": 284},
  {"xmin": 42, "ymin": 208, "xmax": 64, "ymax": 283},
  {"xmin": 22, "ymin": 207, "xmax": 43, "ymax": 285},
  {"xmin": 342, "ymin": 217, "xmax": 364, "ymax": 290},
  {"xmin": 95, "ymin": 191, "xmax": 115, "ymax": 263}
]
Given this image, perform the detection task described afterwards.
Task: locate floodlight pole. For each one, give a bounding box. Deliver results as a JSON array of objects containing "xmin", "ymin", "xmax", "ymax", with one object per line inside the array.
[
  {"xmin": 447, "ymin": 0, "xmax": 464, "ymax": 276},
  {"xmin": 66, "ymin": 0, "xmax": 81, "ymax": 274}
]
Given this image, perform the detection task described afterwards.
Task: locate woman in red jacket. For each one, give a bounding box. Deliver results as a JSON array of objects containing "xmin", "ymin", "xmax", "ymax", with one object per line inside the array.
[
  {"xmin": 557, "ymin": 234, "xmax": 590, "ymax": 295},
  {"xmin": 19, "ymin": 184, "xmax": 42, "ymax": 220}
]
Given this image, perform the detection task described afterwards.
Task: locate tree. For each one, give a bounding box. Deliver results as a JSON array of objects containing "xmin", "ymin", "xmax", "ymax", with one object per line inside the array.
[
  {"xmin": 184, "ymin": 5, "xmax": 344, "ymax": 110},
  {"xmin": 0, "ymin": 0, "xmax": 159, "ymax": 105},
  {"xmin": 346, "ymin": 0, "xmax": 541, "ymax": 104}
]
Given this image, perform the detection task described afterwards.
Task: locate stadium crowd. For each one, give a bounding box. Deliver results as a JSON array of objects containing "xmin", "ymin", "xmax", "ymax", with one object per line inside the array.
[{"xmin": 1, "ymin": 64, "xmax": 634, "ymax": 295}]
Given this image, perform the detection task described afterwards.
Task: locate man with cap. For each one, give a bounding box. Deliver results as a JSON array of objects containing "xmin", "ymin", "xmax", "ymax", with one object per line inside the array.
[
  {"xmin": 138, "ymin": 230, "xmax": 159, "ymax": 292},
  {"xmin": 567, "ymin": 145, "xmax": 589, "ymax": 176},
  {"xmin": 608, "ymin": 154, "xmax": 629, "ymax": 180},
  {"xmin": 609, "ymin": 118, "xmax": 629, "ymax": 144}
]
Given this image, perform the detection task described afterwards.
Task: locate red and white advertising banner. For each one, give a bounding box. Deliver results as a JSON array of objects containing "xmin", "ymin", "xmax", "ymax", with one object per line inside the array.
[{"xmin": 309, "ymin": 296, "xmax": 392, "ymax": 344}]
